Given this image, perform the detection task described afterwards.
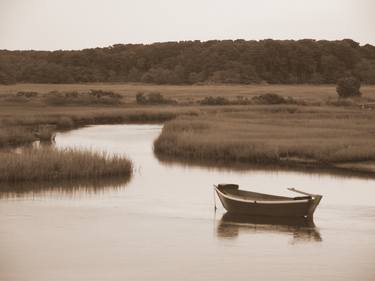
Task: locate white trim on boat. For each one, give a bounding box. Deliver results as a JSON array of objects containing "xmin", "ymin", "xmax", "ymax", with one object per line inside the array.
[{"xmin": 215, "ymin": 188, "xmax": 310, "ymax": 204}]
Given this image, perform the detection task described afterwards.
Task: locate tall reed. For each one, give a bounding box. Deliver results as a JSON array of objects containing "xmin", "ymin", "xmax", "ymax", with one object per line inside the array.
[{"xmin": 0, "ymin": 148, "xmax": 132, "ymax": 182}]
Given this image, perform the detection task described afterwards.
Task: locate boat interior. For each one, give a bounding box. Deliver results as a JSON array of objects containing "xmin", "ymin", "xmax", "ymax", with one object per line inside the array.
[{"xmin": 217, "ymin": 184, "xmax": 312, "ymax": 201}]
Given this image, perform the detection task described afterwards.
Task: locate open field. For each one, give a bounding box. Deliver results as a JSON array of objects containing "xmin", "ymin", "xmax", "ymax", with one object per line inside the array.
[
  {"xmin": 1, "ymin": 83, "xmax": 375, "ymax": 177},
  {"xmin": 0, "ymin": 147, "xmax": 132, "ymax": 182}
]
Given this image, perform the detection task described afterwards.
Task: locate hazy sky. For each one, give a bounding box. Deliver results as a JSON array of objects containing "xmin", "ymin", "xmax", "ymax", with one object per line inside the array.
[{"xmin": 0, "ymin": 0, "xmax": 374, "ymax": 50}]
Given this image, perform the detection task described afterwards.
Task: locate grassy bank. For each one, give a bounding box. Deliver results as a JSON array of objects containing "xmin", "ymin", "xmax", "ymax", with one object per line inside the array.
[
  {"xmin": 154, "ymin": 105, "xmax": 375, "ymax": 175},
  {"xmin": 0, "ymin": 148, "xmax": 132, "ymax": 182}
]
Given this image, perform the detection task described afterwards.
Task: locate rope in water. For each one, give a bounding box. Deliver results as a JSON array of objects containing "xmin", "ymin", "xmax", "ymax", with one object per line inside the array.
[{"xmin": 213, "ymin": 186, "xmax": 217, "ymax": 211}]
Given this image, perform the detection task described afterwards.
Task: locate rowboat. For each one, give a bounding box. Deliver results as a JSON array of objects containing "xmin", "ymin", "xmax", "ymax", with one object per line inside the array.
[{"xmin": 214, "ymin": 184, "xmax": 322, "ymax": 218}]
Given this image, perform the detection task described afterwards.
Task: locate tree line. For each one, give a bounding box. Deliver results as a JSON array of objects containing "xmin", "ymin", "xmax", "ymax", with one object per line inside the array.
[{"xmin": 1, "ymin": 39, "xmax": 375, "ymax": 84}]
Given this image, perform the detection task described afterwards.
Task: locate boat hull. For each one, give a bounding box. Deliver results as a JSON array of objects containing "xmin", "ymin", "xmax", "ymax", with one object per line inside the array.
[{"xmin": 216, "ymin": 188, "xmax": 315, "ymax": 218}]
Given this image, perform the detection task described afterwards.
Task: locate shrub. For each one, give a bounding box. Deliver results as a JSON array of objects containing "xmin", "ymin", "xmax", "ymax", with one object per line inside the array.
[
  {"xmin": 147, "ymin": 92, "xmax": 165, "ymax": 103},
  {"xmin": 64, "ymin": 91, "xmax": 79, "ymax": 98},
  {"xmin": 57, "ymin": 117, "xmax": 75, "ymax": 129},
  {"xmin": 16, "ymin": 91, "xmax": 38, "ymax": 98},
  {"xmin": 252, "ymin": 93, "xmax": 286, "ymax": 104},
  {"xmin": 88, "ymin": 89, "xmax": 121, "ymax": 99},
  {"xmin": 199, "ymin": 96, "xmax": 230, "ymax": 105},
  {"xmin": 136, "ymin": 92, "xmax": 147, "ymax": 104},
  {"xmin": 233, "ymin": 96, "xmax": 252, "ymax": 105},
  {"xmin": 43, "ymin": 90, "xmax": 122, "ymax": 106},
  {"xmin": 336, "ymin": 77, "xmax": 361, "ymax": 98},
  {"xmin": 135, "ymin": 92, "xmax": 177, "ymax": 105},
  {"xmin": 1, "ymin": 91, "xmax": 39, "ymax": 103}
]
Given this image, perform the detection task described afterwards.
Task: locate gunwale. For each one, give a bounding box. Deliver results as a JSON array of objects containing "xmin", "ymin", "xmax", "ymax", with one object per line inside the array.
[{"xmin": 215, "ymin": 186, "xmax": 310, "ymax": 204}]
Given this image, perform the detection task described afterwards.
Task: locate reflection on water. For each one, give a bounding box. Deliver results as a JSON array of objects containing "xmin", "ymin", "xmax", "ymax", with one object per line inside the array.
[
  {"xmin": 217, "ymin": 212, "xmax": 322, "ymax": 243},
  {"xmin": 0, "ymin": 176, "xmax": 131, "ymax": 199},
  {"xmin": 156, "ymin": 153, "xmax": 375, "ymax": 180}
]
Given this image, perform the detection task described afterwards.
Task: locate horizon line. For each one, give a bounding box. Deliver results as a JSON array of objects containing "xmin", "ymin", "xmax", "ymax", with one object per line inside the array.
[{"xmin": 1, "ymin": 38, "xmax": 374, "ymax": 52}]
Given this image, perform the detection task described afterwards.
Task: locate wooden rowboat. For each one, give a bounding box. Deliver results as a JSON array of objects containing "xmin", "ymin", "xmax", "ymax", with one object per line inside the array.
[{"xmin": 214, "ymin": 184, "xmax": 322, "ymax": 218}]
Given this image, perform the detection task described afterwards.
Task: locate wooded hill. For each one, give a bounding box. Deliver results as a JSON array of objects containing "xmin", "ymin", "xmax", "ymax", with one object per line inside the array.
[{"xmin": 1, "ymin": 39, "xmax": 375, "ymax": 84}]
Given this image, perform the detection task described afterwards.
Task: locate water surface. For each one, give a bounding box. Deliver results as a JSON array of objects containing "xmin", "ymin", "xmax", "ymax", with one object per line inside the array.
[{"xmin": 1, "ymin": 124, "xmax": 375, "ymax": 281}]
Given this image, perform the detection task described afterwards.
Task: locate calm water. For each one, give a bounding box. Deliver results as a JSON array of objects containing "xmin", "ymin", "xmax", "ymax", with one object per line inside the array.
[{"xmin": 1, "ymin": 124, "xmax": 375, "ymax": 281}]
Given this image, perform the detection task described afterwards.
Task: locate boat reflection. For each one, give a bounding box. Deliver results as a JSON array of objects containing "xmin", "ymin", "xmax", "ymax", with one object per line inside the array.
[
  {"xmin": 217, "ymin": 212, "xmax": 322, "ymax": 243},
  {"xmin": 0, "ymin": 176, "xmax": 131, "ymax": 199}
]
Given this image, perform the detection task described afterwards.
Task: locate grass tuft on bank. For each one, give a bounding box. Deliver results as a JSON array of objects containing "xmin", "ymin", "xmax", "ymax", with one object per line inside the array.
[{"xmin": 0, "ymin": 148, "xmax": 132, "ymax": 182}]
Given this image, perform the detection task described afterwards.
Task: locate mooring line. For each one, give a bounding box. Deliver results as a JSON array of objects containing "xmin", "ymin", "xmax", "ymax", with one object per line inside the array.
[{"xmin": 213, "ymin": 185, "xmax": 217, "ymax": 212}]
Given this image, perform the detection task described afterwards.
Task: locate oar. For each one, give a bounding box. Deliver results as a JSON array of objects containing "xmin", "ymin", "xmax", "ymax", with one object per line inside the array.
[
  {"xmin": 288, "ymin": 188, "xmax": 323, "ymax": 218},
  {"xmin": 287, "ymin": 187, "xmax": 320, "ymax": 197}
]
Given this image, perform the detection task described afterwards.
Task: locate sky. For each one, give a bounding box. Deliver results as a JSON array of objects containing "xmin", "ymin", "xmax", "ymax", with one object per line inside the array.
[{"xmin": 0, "ymin": 0, "xmax": 374, "ymax": 50}]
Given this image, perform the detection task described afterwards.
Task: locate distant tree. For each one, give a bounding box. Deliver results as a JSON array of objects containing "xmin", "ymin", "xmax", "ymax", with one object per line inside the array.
[
  {"xmin": 209, "ymin": 70, "xmax": 241, "ymax": 83},
  {"xmin": 173, "ymin": 65, "xmax": 185, "ymax": 83},
  {"xmin": 0, "ymin": 71, "xmax": 16, "ymax": 84},
  {"xmin": 1, "ymin": 39, "xmax": 375, "ymax": 84},
  {"xmin": 336, "ymin": 77, "xmax": 361, "ymax": 98},
  {"xmin": 188, "ymin": 72, "xmax": 205, "ymax": 84},
  {"xmin": 320, "ymin": 55, "xmax": 346, "ymax": 83},
  {"xmin": 127, "ymin": 67, "xmax": 142, "ymax": 81},
  {"xmin": 354, "ymin": 59, "xmax": 375, "ymax": 84}
]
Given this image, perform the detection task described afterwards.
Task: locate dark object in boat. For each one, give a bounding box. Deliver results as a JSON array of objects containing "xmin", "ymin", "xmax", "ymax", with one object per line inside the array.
[{"xmin": 214, "ymin": 184, "xmax": 322, "ymax": 218}]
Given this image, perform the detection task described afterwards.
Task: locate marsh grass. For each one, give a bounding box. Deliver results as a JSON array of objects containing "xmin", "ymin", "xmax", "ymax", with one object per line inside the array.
[
  {"xmin": 154, "ymin": 106, "xmax": 375, "ymax": 168},
  {"xmin": 34, "ymin": 125, "xmax": 56, "ymax": 141},
  {"xmin": 0, "ymin": 148, "xmax": 132, "ymax": 182},
  {"xmin": 0, "ymin": 126, "xmax": 35, "ymax": 147}
]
